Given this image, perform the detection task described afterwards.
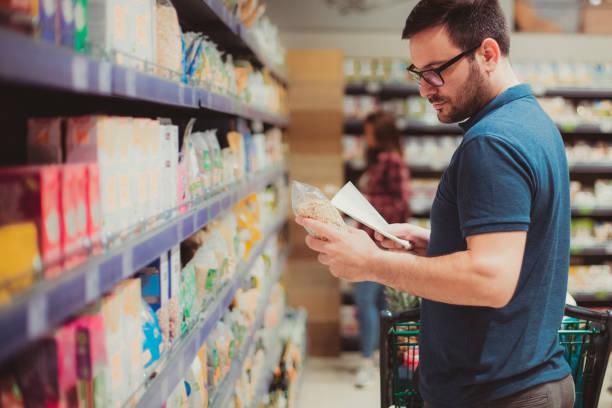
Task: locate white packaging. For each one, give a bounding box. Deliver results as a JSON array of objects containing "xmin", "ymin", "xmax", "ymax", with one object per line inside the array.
[
  {"xmin": 148, "ymin": 119, "xmax": 162, "ymax": 219},
  {"xmin": 87, "ymin": 0, "xmax": 133, "ymax": 65},
  {"xmin": 169, "ymin": 245, "xmax": 181, "ymax": 341},
  {"xmin": 204, "ymin": 130, "xmax": 223, "ymax": 190},
  {"xmin": 160, "ymin": 124, "xmax": 179, "ymax": 213},
  {"xmin": 130, "ymin": 0, "xmax": 155, "ymax": 69},
  {"xmin": 191, "ymin": 132, "xmax": 213, "ymax": 193}
]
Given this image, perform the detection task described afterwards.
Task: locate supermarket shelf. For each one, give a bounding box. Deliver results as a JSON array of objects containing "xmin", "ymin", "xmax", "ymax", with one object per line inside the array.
[
  {"xmin": 346, "ymin": 117, "xmax": 612, "ymax": 137},
  {"xmin": 342, "ymin": 292, "xmax": 355, "ymax": 305},
  {"xmin": 570, "ymin": 243, "xmax": 612, "ymax": 256},
  {"xmin": 135, "ymin": 222, "xmax": 288, "ymax": 408},
  {"xmin": 208, "ymin": 251, "xmax": 288, "ymax": 408},
  {"xmin": 248, "ymin": 317, "xmax": 286, "ymax": 408},
  {"xmin": 571, "ymin": 291, "xmax": 612, "ymax": 304},
  {"xmin": 344, "ymin": 118, "xmax": 461, "ymax": 135},
  {"xmin": 170, "ymin": 0, "xmax": 287, "ymax": 85},
  {"xmin": 0, "ymin": 27, "xmax": 288, "ymax": 127},
  {"xmin": 543, "ymin": 87, "xmax": 612, "ymax": 100},
  {"xmin": 571, "ymin": 207, "xmax": 612, "ymax": 217},
  {"xmin": 558, "ymin": 123, "xmax": 612, "ymax": 135},
  {"xmin": 405, "ymin": 162, "xmax": 612, "ymax": 175},
  {"xmin": 568, "ymin": 163, "xmax": 612, "ymax": 174},
  {"xmin": 0, "ymin": 166, "xmax": 286, "ymax": 364},
  {"xmin": 345, "ymin": 82, "xmax": 612, "ymax": 100},
  {"xmin": 345, "ymin": 82, "xmax": 420, "ymax": 97}
]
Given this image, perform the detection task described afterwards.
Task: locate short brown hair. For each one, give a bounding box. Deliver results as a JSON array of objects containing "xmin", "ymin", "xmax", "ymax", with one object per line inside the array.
[
  {"xmin": 402, "ymin": 0, "xmax": 510, "ymax": 56},
  {"xmin": 365, "ymin": 111, "xmax": 401, "ymax": 153}
]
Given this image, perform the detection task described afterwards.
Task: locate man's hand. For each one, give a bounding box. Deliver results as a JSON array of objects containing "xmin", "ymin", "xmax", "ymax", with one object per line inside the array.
[
  {"xmin": 375, "ymin": 223, "xmax": 430, "ymax": 256},
  {"xmin": 295, "ymin": 216, "xmax": 383, "ymax": 282}
]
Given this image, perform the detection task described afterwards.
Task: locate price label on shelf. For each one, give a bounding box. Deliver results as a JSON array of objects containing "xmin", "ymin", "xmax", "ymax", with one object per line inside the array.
[
  {"xmin": 27, "ymin": 295, "xmax": 46, "ymax": 338},
  {"xmin": 71, "ymin": 56, "xmax": 88, "ymax": 91},
  {"xmin": 606, "ymin": 244, "xmax": 612, "ymax": 255},
  {"xmin": 85, "ymin": 268, "xmax": 100, "ymax": 303},
  {"xmin": 578, "ymin": 207, "xmax": 594, "ymax": 216},
  {"xmin": 98, "ymin": 62, "xmax": 112, "ymax": 93},
  {"xmin": 365, "ymin": 82, "xmax": 382, "ymax": 94},
  {"xmin": 601, "ymin": 122, "xmax": 612, "ymax": 134},
  {"xmin": 178, "ymin": 84, "xmax": 185, "ymax": 105},
  {"xmin": 125, "ymin": 69, "xmax": 137, "ymax": 97}
]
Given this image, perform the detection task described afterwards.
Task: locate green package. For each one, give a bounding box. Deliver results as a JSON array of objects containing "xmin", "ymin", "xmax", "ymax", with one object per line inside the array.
[{"xmin": 74, "ymin": 0, "xmax": 88, "ymax": 52}]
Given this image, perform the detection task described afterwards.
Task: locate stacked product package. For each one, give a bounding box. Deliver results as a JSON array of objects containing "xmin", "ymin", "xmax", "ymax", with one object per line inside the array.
[
  {"xmin": 164, "ymin": 234, "xmax": 284, "ymax": 408},
  {"xmin": 0, "ymin": 116, "xmax": 179, "ymax": 304}
]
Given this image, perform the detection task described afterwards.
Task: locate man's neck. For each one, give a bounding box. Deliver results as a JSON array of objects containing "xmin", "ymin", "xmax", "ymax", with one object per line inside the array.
[{"xmin": 490, "ymin": 60, "xmax": 521, "ymax": 99}]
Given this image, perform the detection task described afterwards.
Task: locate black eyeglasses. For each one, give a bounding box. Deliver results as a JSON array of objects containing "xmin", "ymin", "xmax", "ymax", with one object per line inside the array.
[{"xmin": 407, "ymin": 44, "xmax": 480, "ymax": 87}]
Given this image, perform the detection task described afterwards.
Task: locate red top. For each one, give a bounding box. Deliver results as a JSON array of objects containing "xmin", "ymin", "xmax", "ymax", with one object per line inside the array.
[{"xmin": 358, "ymin": 150, "xmax": 411, "ymax": 240}]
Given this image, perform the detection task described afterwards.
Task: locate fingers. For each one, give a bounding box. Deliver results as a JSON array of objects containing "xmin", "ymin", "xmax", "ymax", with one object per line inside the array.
[
  {"xmin": 305, "ymin": 235, "xmax": 329, "ymax": 253},
  {"xmin": 318, "ymin": 253, "xmax": 331, "ymax": 265},
  {"xmin": 295, "ymin": 216, "xmax": 343, "ymax": 242}
]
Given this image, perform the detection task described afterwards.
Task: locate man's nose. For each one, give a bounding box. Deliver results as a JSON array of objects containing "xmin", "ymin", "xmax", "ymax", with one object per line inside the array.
[{"xmin": 419, "ymin": 78, "xmax": 436, "ymax": 99}]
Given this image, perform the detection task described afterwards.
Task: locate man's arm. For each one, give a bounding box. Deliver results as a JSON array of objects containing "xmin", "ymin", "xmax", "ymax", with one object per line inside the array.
[
  {"xmin": 297, "ymin": 216, "xmax": 526, "ymax": 309},
  {"xmin": 372, "ymin": 230, "xmax": 526, "ymax": 308}
]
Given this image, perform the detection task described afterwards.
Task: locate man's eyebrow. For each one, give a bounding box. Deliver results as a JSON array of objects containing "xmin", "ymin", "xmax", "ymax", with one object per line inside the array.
[{"xmin": 415, "ymin": 60, "xmax": 446, "ymax": 71}]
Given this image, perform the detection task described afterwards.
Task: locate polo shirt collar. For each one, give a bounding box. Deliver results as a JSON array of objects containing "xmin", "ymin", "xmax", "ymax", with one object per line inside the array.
[{"xmin": 459, "ymin": 84, "xmax": 533, "ymax": 132}]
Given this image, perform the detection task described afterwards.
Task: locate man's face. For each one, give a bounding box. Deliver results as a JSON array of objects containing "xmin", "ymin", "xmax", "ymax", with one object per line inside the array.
[{"xmin": 409, "ymin": 25, "xmax": 489, "ymax": 123}]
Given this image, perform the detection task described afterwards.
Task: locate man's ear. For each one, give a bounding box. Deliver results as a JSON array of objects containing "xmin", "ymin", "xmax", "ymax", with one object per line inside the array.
[{"xmin": 480, "ymin": 37, "xmax": 501, "ymax": 73}]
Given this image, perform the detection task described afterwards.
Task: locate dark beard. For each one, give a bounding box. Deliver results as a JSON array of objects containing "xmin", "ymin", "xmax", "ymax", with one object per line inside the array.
[{"xmin": 432, "ymin": 61, "xmax": 491, "ymax": 124}]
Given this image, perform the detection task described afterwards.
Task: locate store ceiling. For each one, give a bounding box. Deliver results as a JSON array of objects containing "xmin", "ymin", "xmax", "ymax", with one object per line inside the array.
[{"xmin": 265, "ymin": 0, "xmax": 418, "ymax": 32}]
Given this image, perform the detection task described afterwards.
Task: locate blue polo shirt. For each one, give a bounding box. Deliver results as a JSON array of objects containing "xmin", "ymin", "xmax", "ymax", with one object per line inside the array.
[{"xmin": 419, "ymin": 84, "xmax": 571, "ymax": 407}]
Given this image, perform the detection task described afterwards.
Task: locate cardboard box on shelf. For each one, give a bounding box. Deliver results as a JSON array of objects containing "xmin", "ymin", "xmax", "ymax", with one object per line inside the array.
[
  {"xmin": 0, "ymin": 222, "xmax": 39, "ymax": 305},
  {"xmin": 86, "ymin": 164, "xmax": 102, "ymax": 254},
  {"xmin": 27, "ymin": 117, "xmax": 63, "ymax": 164},
  {"xmin": 0, "ymin": 166, "xmax": 62, "ymax": 278},
  {"xmin": 87, "ymin": 0, "xmax": 132, "ymax": 65},
  {"xmin": 100, "ymin": 278, "xmax": 143, "ymax": 408},
  {"xmin": 75, "ymin": 314, "xmax": 108, "ymax": 408},
  {"xmin": 61, "ymin": 164, "xmax": 88, "ymax": 269}
]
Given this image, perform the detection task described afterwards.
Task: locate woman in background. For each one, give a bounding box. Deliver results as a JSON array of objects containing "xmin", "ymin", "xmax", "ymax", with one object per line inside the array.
[{"xmin": 353, "ymin": 111, "xmax": 411, "ymax": 388}]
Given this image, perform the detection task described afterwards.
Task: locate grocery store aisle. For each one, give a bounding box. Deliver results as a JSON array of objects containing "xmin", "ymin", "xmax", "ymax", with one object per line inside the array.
[
  {"xmin": 297, "ymin": 353, "xmax": 379, "ymax": 408},
  {"xmin": 297, "ymin": 353, "xmax": 612, "ymax": 408}
]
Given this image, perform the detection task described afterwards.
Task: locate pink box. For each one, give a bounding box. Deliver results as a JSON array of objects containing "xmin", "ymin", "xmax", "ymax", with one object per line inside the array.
[
  {"xmin": 74, "ymin": 314, "xmax": 107, "ymax": 408},
  {"xmin": 61, "ymin": 165, "xmax": 87, "ymax": 269},
  {"xmin": 53, "ymin": 322, "xmax": 79, "ymax": 408},
  {"xmin": 0, "ymin": 166, "xmax": 62, "ymax": 278},
  {"xmin": 86, "ymin": 164, "xmax": 102, "ymax": 255}
]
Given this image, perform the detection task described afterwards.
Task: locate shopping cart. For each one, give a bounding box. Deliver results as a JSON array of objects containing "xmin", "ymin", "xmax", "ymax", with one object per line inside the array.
[{"xmin": 379, "ymin": 305, "xmax": 612, "ymax": 408}]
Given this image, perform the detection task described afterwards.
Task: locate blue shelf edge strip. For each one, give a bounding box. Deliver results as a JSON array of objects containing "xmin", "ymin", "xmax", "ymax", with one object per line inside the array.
[
  {"xmin": 0, "ymin": 166, "xmax": 286, "ymax": 364},
  {"xmin": 0, "ymin": 28, "xmax": 288, "ymax": 128},
  {"xmin": 136, "ymin": 227, "xmax": 287, "ymax": 408}
]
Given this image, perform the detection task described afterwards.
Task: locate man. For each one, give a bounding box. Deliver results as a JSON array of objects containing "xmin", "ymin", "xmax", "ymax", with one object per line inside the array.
[{"xmin": 296, "ymin": 0, "xmax": 574, "ymax": 407}]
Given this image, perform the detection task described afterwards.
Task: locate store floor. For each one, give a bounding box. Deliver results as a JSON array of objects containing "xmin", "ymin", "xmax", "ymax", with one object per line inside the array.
[{"xmin": 297, "ymin": 352, "xmax": 612, "ymax": 408}]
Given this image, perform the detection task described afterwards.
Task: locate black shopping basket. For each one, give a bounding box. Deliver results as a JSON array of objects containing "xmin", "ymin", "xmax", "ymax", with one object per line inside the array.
[{"xmin": 379, "ymin": 305, "xmax": 612, "ymax": 408}]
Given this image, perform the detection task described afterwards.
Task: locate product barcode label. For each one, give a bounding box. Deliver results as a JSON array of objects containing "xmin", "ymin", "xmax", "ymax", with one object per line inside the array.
[
  {"xmin": 125, "ymin": 69, "xmax": 137, "ymax": 97},
  {"xmin": 72, "ymin": 56, "xmax": 88, "ymax": 91},
  {"xmin": 27, "ymin": 295, "xmax": 47, "ymax": 338},
  {"xmin": 85, "ymin": 268, "xmax": 100, "ymax": 303},
  {"xmin": 98, "ymin": 62, "xmax": 112, "ymax": 93}
]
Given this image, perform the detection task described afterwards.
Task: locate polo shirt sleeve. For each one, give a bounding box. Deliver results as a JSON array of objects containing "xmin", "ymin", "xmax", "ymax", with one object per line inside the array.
[{"xmin": 456, "ymin": 135, "xmax": 533, "ymax": 238}]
